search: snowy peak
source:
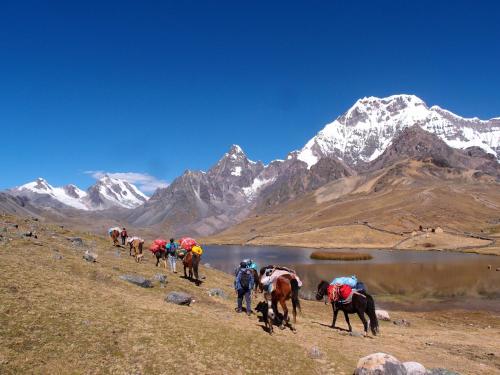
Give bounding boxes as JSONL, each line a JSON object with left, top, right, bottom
{"left": 297, "top": 94, "right": 500, "bottom": 168}
{"left": 12, "top": 176, "right": 148, "bottom": 211}
{"left": 85, "top": 175, "right": 148, "bottom": 209}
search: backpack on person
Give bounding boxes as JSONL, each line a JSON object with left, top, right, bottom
{"left": 167, "top": 243, "right": 177, "bottom": 256}
{"left": 239, "top": 268, "right": 252, "bottom": 290}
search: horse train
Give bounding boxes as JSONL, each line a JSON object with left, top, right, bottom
{"left": 108, "top": 227, "right": 379, "bottom": 336}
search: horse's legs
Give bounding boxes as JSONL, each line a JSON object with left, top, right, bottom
{"left": 279, "top": 299, "right": 289, "bottom": 330}
{"left": 344, "top": 310, "right": 353, "bottom": 332}
{"left": 331, "top": 304, "right": 339, "bottom": 328}
{"left": 357, "top": 311, "right": 368, "bottom": 336}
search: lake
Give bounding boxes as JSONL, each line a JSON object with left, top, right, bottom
{"left": 202, "top": 245, "right": 500, "bottom": 311}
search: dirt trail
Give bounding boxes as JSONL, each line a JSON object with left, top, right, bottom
{"left": 1, "top": 215, "right": 499, "bottom": 374}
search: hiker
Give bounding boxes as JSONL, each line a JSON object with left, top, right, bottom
{"left": 234, "top": 261, "right": 255, "bottom": 315}
{"left": 166, "top": 238, "right": 178, "bottom": 273}
{"left": 120, "top": 227, "right": 127, "bottom": 245}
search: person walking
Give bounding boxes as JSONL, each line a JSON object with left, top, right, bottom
{"left": 120, "top": 227, "right": 127, "bottom": 245}
{"left": 234, "top": 261, "right": 255, "bottom": 315}
{"left": 166, "top": 238, "right": 178, "bottom": 273}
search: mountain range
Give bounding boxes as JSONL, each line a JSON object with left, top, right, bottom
{"left": 3, "top": 94, "right": 499, "bottom": 237}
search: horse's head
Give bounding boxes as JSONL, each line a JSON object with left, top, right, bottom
{"left": 316, "top": 280, "right": 329, "bottom": 301}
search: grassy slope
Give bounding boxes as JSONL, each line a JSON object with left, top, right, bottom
{"left": 1, "top": 215, "right": 499, "bottom": 374}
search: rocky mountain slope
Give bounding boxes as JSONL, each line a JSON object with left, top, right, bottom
{"left": 206, "top": 128, "right": 500, "bottom": 248}
{"left": 10, "top": 175, "right": 148, "bottom": 211}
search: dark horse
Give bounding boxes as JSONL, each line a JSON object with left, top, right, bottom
{"left": 182, "top": 251, "right": 201, "bottom": 285}
{"left": 316, "top": 280, "right": 378, "bottom": 336}
{"left": 258, "top": 268, "right": 301, "bottom": 334}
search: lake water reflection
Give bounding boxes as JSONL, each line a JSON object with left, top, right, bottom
{"left": 203, "top": 245, "right": 500, "bottom": 311}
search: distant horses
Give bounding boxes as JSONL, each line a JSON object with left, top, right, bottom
{"left": 154, "top": 248, "right": 167, "bottom": 268}
{"left": 258, "top": 266, "right": 301, "bottom": 334}
{"left": 182, "top": 251, "right": 201, "bottom": 285}
{"left": 129, "top": 239, "right": 144, "bottom": 263}
{"left": 109, "top": 229, "right": 120, "bottom": 246}
{"left": 316, "top": 280, "right": 379, "bottom": 336}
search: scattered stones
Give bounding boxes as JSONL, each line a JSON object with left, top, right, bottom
{"left": 83, "top": 251, "right": 97, "bottom": 263}
{"left": 154, "top": 274, "right": 168, "bottom": 286}
{"left": 119, "top": 275, "right": 153, "bottom": 288}
{"left": 53, "top": 253, "right": 63, "bottom": 260}
{"left": 402, "top": 361, "right": 426, "bottom": 374}
{"left": 427, "top": 369, "right": 461, "bottom": 375}
{"left": 165, "top": 291, "right": 192, "bottom": 306}
{"left": 308, "top": 346, "right": 323, "bottom": 359}
{"left": 208, "top": 288, "right": 227, "bottom": 298}
{"left": 376, "top": 309, "right": 391, "bottom": 321}
{"left": 68, "top": 237, "right": 84, "bottom": 246}
{"left": 354, "top": 352, "right": 406, "bottom": 375}
{"left": 393, "top": 319, "right": 411, "bottom": 327}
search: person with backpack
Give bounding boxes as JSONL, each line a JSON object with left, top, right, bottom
{"left": 120, "top": 228, "right": 128, "bottom": 245}
{"left": 234, "top": 261, "right": 255, "bottom": 315}
{"left": 166, "top": 238, "right": 178, "bottom": 273}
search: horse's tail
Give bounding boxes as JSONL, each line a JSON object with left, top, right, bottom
{"left": 291, "top": 278, "right": 301, "bottom": 319}
{"left": 365, "top": 294, "right": 379, "bottom": 336}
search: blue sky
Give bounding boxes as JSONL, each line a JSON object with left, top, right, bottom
{"left": 1, "top": 0, "right": 499, "bottom": 193}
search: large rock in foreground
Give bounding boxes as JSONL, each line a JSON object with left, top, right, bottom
{"left": 376, "top": 309, "right": 391, "bottom": 321}
{"left": 354, "top": 353, "right": 406, "bottom": 375}
{"left": 119, "top": 275, "right": 153, "bottom": 288}
{"left": 165, "top": 292, "right": 192, "bottom": 306}
{"left": 402, "top": 361, "right": 426, "bottom": 374}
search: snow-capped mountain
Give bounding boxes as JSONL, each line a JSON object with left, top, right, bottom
{"left": 296, "top": 94, "right": 500, "bottom": 168}
{"left": 86, "top": 175, "right": 149, "bottom": 209}
{"left": 11, "top": 176, "right": 148, "bottom": 211}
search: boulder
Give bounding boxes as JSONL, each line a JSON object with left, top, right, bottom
{"left": 308, "top": 346, "right": 323, "bottom": 359}
{"left": 354, "top": 352, "right": 406, "bottom": 375}
{"left": 208, "top": 288, "right": 227, "bottom": 298}
{"left": 69, "top": 237, "right": 84, "bottom": 246}
{"left": 376, "top": 309, "right": 391, "bottom": 321}
{"left": 119, "top": 275, "right": 153, "bottom": 288}
{"left": 83, "top": 251, "right": 97, "bottom": 263}
{"left": 393, "top": 319, "right": 411, "bottom": 327}
{"left": 154, "top": 274, "right": 168, "bottom": 285}
{"left": 203, "top": 263, "right": 212, "bottom": 268}
{"left": 165, "top": 292, "right": 192, "bottom": 306}
{"left": 53, "top": 253, "right": 63, "bottom": 260}
{"left": 403, "top": 361, "right": 426, "bottom": 374}
{"left": 427, "top": 369, "right": 460, "bottom": 375}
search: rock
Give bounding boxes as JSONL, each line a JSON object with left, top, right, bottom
{"left": 24, "top": 231, "right": 33, "bottom": 237}
{"left": 200, "top": 275, "right": 206, "bottom": 280}
{"left": 308, "top": 346, "right": 323, "bottom": 359}
{"left": 403, "top": 361, "right": 426, "bottom": 374}
{"left": 53, "top": 253, "right": 63, "bottom": 260}
{"left": 349, "top": 331, "right": 364, "bottom": 338}
{"left": 354, "top": 352, "right": 406, "bottom": 375}
{"left": 69, "top": 237, "right": 84, "bottom": 246}
{"left": 208, "top": 288, "right": 227, "bottom": 298}
{"left": 119, "top": 275, "right": 153, "bottom": 288}
{"left": 83, "top": 251, "right": 97, "bottom": 263}
{"left": 165, "top": 291, "right": 192, "bottom": 306}
{"left": 154, "top": 274, "right": 168, "bottom": 285}
{"left": 496, "top": 268, "right": 500, "bottom": 272}
{"left": 203, "top": 263, "right": 212, "bottom": 268}
{"left": 114, "top": 250, "right": 121, "bottom": 257}
{"left": 376, "top": 309, "right": 391, "bottom": 321}
{"left": 393, "top": 319, "right": 411, "bottom": 327}
{"left": 427, "top": 369, "right": 461, "bottom": 375}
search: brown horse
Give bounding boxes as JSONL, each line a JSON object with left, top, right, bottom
{"left": 182, "top": 251, "right": 201, "bottom": 285}
{"left": 109, "top": 229, "right": 120, "bottom": 246}
{"left": 130, "top": 239, "right": 144, "bottom": 263}
{"left": 260, "top": 273, "right": 301, "bottom": 334}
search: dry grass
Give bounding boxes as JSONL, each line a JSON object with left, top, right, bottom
{"left": 1, "top": 214, "right": 500, "bottom": 374}
{"left": 310, "top": 251, "right": 373, "bottom": 261}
